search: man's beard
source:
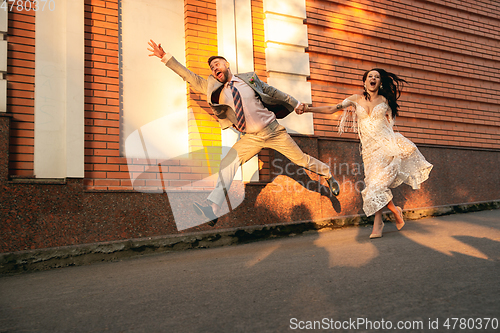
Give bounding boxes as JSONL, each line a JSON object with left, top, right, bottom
{"left": 217, "top": 69, "right": 229, "bottom": 83}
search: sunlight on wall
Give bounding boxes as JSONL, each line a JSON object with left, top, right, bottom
{"left": 255, "top": 175, "right": 326, "bottom": 220}
{"left": 400, "top": 186, "right": 435, "bottom": 213}
{"left": 320, "top": 2, "right": 384, "bottom": 57}
{"left": 328, "top": 3, "right": 383, "bottom": 32}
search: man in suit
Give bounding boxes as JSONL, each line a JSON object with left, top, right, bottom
{"left": 148, "top": 40, "right": 340, "bottom": 226}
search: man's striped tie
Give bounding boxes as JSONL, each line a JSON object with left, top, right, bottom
{"left": 228, "top": 81, "right": 246, "bottom": 132}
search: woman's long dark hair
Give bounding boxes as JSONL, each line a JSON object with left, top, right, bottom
{"left": 362, "top": 68, "right": 407, "bottom": 118}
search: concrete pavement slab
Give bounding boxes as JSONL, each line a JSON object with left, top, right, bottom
{"left": 0, "top": 209, "right": 499, "bottom": 332}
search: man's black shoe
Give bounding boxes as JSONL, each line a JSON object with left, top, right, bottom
{"left": 193, "top": 201, "right": 218, "bottom": 226}
{"left": 326, "top": 176, "right": 340, "bottom": 196}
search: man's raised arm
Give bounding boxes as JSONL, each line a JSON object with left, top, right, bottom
{"left": 148, "top": 39, "right": 208, "bottom": 95}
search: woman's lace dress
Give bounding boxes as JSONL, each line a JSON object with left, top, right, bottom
{"left": 339, "top": 97, "right": 433, "bottom": 216}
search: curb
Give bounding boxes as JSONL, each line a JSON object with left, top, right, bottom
{"left": 1, "top": 200, "right": 499, "bottom": 275}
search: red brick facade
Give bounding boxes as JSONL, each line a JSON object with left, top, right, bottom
{"left": 9, "top": 0, "right": 497, "bottom": 187}
{"left": 7, "top": 9, "right": 35, "bottom": 177}
{"left": 8, "top": 1, "right": 500, "bottom": 184}
{"left": 83, "top": 0, "right": 125, "bottom": 190}
{"left": 306, "top": 0, "right": 500, "bottom": 149}
{"left": 83, "top": 0, "right": 224, "bottom": 191}
{"left": 183, "top": 0, "right": 221, "bottom": 189}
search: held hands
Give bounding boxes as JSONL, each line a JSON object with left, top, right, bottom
{"left": 147, "top": 39, "right": 166, "bottom": 59}
{"left": 295, "top": 103, "right": 345, "bottom": 117}
{"left": 295, "top": 103, "right": 309, "bottom": 115}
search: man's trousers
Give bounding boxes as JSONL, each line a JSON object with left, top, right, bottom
{"left": 207, "top": 120, "right": 332, "bottom": 207}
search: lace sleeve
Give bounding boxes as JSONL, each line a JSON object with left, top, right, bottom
{"left": 338, "top": 98, "right": 358, "bottom": 135}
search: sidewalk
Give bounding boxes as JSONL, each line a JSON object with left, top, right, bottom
{"left": 1, "top": 200, "right": 499, "bottom": 274}
{"left": 1, "top": 209, "right": 499, "bottom": 332}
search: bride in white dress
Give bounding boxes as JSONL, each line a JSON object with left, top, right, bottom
{"left": 297, "top": 68, "right": 433, "bottom": 239}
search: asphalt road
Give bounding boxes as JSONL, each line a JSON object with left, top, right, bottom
{"left": 1, "top": 209, "right": 499, "bottom": 332}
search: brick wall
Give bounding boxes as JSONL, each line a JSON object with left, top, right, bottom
{"left": 6, "top": 0, "right": 499, "bottom": 186}
{"left": 84, "top": 0, "right": 125, "bottom": 190}
{"left": 83, "top": 0, "right": 223, "bottom": 192}
{"left": 7, "top": 8, "right": 35, "bottom": 177}
{"left": 306, "top": 0, "right": 500, "bottom": 149}
{"left": 4, "top": 0, "right": 300, "bottom": 188}
{"left": 184, "top": 0, "right": 221, "bottom": 189}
